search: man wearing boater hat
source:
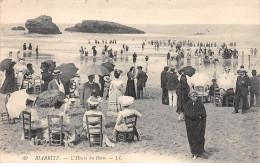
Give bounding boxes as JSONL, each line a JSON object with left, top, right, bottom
{"left": 48, "top": 69, "right": 65, "bottom": 94}
{"left": 233, "top": 66, "right": 251, "bottom": 114}
{"left": 136, "top": 66, "right": 148, "bottom": 99}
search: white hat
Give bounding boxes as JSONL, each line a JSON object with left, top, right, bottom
{"left": 118, "top": 96, "right": 134, "bottom": 107}
{"left": 104, "top": 76, "right": 111, "bottom": 82}
{"left": 52, "top": 69, "right": 62, "bottom": 75}
{"left": 87, "top": 96, "right": 102, "bottom": 106}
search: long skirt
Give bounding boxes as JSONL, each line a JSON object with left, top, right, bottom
{"left": 108, "top": 89, "right": 122, "bottom": 117}
{"left": 125, "top": 79, "right": 136, "bottom": 99}
{"left": 185, "top": 118, "right": 206, "bottom": 156}
{"left": 0, "top": 76, "right": 17, "bottom": 94}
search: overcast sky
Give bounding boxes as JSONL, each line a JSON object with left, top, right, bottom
{"left": 0, "top": 0, "right": 259, "bottom": 24}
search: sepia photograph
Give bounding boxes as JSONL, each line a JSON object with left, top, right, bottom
{"left": 0, "top": 0, "right": 259, "bottom": 163}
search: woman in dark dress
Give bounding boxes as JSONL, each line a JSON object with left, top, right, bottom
{"left": 176, "top": 74, "right": 190, "bottom": 121}
{"left": 1, "top": 62, "right": 17, "bottom": 94}
{"left": 183, "top": 90, "right": 209, "bottom": 159}
{"left": 125, "top": 67, "right": 136, "bottom": 99}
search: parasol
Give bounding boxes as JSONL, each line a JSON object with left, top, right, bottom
{"left": 6, "top": 89, "right": 29, "bottom": 119}
{"left": 79, "top": 64, "right": 110, "bottom": 76}
{"left": 35, "top": 90, "right": 67, "bottom": 107}
{"left": 56, "top": 63, "right": 79, "bottom": 82}
{"left": 101, "top": 62, "right": 115, "bottom": 72}
{"left": 190, "top": 72, "right": 211, "bottom": 86}
{"left": 0, "top": 59, "right": 13, "bottom": 72}
{"left": 182, "top": 66, "right": 196, "bottom": 77}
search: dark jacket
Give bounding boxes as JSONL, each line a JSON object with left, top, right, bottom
{"left": 250, "top": 75, "right": 260, "bottom": 94}
{"left": 80, "top": 82, "right": 100, "bottom": 109}
{"left": 136, "top": 70, "right": 148, "bottom": 88}
{"left": 165, "top": 72, "right": 179, "bottom": 90}
{"left": 161, "top": 69, "right": 167, "bottom": 88}
{"left": 176, "top": 78, "right": 190, "bottom": 114}
{"left": 235, "top": 74, "right": 251, "bottom": 96}
{"left": 184, "top": 98, "right": 207, "bottom": 122}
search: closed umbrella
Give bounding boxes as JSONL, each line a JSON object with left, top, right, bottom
{"left": 0, "top": 59, "right": 13, "bottom": 72}
{"left": 56, "top": 63, "right": 79, "bottom": 82}
{"left": 79, "top": 64, "right": 110, "bottom": 76}
{"left": 6, "top": 89, "right": 29, "bottom": 119}
{"left": 35, "top": 90, "right": 67, "bottom": 107}
{"left": 101, "top": 62, "right": 115, "bottom": 72}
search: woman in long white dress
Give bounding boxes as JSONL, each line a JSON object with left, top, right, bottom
{"left": 108, "top": 69, "right": 124, "bottom": 117}
{"left": 14, "top": 58, "right": 27, "bottom": 90}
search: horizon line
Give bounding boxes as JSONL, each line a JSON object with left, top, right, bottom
{"left": 2, "top": 22, "right": 260, "bottom": 25}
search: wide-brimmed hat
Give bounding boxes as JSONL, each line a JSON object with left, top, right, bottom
{"left": 237, "top": 65, "right": 246, "bottom": 73}
{"left": 137, "top": 66, "right": 143, "bottom": 69}
{"left": 189, "top": 89, "right": 198, "bottom": 97}
{"left": 52, "top": 69, "right": 62, "bottom": 75}
{"left": 87, "top": 96, "right": 102, "bottom": 106}
{"left": 118, "top": 96, "right": 134, "bottom": 107}
{"left": 104, "top": 75, "right": 111, "bottom": 82}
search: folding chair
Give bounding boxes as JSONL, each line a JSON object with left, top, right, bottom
{"left": 116, "top": 115, "right": 138, "bottom": 142}
{"left": 85, "top": 114, "right": 103, "bottom": 147}
{"left": 47, "top": 115, "right": 64, "bottom": 146}
{"left": 33, "top": 76, "right": 42, "bottom": 94}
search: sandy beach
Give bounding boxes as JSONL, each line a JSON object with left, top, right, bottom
{"left": 0, "top": 83, "right": 259, "bottom": 162}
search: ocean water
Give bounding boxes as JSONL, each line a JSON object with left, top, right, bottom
{"left": 0, "top": 23, "right": 259, "bottom": 86}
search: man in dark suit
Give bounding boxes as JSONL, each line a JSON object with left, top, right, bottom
{"left": 233, "top": 67, "right": 251, "bottom": 114}
{"left": 48, "top": 69, "right": 66, "bottom": 94}
{"left": 80, "top": 75, "right": 100, "bottom": 110}
{"left": 136, "top": 66, "right": 148, "bottom": 99}
{"left": 161, "top": 66, "right": 169, "bottom": 104}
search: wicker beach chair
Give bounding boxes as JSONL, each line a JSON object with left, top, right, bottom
{"left": 85, "top": 114, "right": 103, "bottom": 147}
{"left": 47, "top": 115, "right": 64, "bottom": 146}
{"left": 0, "top": 94, "right": 11, "bottom": 123}
{"left": 33, "top": 76, "right": 42, "bottom": 94}
{"left": 116, "top": 115, "right": 138, "bottom": 142}
{"left": 214, "top": 88, "right": 222, "bottom": 107}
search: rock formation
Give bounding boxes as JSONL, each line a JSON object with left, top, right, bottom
{"left": 25, "top": 15, "right": 61, "bottom": 34}
{"left": 65, "top": 20, "right": 144, "bottom": 34}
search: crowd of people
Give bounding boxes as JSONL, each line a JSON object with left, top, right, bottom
{"left": 1, "top": 38, "right": 259, "bottom": 160}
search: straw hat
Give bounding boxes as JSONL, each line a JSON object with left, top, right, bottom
{"left": 118, "top": 96, "right": 134, "bottom": 107}
{"left": 104, "top": 75, "right": 111, "bottom": 82}
{"left": 27, "top": 95, "right": 37, "bottom": 101}
{"left": 52, "top": 69, "right": 62, "bottom": 75}
{"left": 237, "top": 65, "right": 246, "bottom": 73}
{"left": 87, "top": 96, "right": 102, "bottom": 106}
